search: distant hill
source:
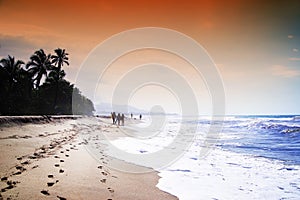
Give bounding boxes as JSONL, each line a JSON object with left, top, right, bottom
{"left": 94, "top": 103, "right": 180, "bottom": 116}
{"left": 95, "top": 103, "right": 146, "bottom": 115}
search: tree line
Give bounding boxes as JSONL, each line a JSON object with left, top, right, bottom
{"left": 0, "top": 48, "right": 95, "bottom": 116}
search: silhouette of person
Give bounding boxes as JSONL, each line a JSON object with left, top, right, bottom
{"left": 131, "top": 113, "right": 133, "bottom": 119}
{"left": 112, "top": 112, "right": 116, "bottom": 124}
{"left": 117, "top": 113, "right": 121, "bottom": 126}
{"left": 139, "top": 114, "right": 142, "bottom": 120}
{"left": 111, "top": 112, "right": 115, "bottom": 124}
{"left": 121, "top": 113, "right": 125, "bottom": 126}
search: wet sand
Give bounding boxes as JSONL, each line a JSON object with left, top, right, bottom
{"left": 0, "top": 117, "right": 178, "bottom": 200}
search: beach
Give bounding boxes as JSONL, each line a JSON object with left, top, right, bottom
{"left": 0, "top": 117, "right": 178, "bottom": 200}
{"left": 1, "top": 115, "right": 300, "bottom": 200}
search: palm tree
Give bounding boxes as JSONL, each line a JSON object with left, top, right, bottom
{"left": 0, "top": 55, "right": 24, "bottom": 85}
{"left": 51, "top": 48, "right": 69, "bottom": 73}
{"left": 0, "top": 56, "right": 25, "bottom": 114}
{"left": 51, "top": 48, "right": 69, "bottom": 113}
{"left": 26, "top": 49, "right": 52, "bottom": 88}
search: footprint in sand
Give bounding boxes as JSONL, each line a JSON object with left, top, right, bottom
{"left": 48, "top": 174, "right": 54, "bottom": 178}
{"left": 47, "top": 182, "right": 55, "bottom": 187}
{"left": 54, "top": 164, "right": 60, "bottom": 167}
{"left": 1, "top": 181, "right": 17, "bottom": 192}
{"left": 60, "top": 160, "right": 64, "bottom": 163}
{"left": 41, "top": 190, "right": 50, "bottom": 196}
{"left": 59, "top": 169, "right": 64, "bottom": 173}
{"left": 7, "top": 180, "right": 18, "bottom": 186}
{"left": 13, "top": 171, "right": 22, "bottom": 175}
{"left": 107, "top": 187, "right": 114, "bottom": 193}
{"left": 15, "top": 166, "right": 23, "bottom": 170}
{"left": 54, "top": 155, "right": 60, "bottom": 158}
{"left": 21, "top": 160, "right": 30, "bottom": 165}
{"left": 57, "top": 195, "right": 67, "bottom": 200}
{"left": 100, "top": 179, "right": 106, "bottom": 183}
{"left": 1, "top": 186, "right": 12, "bottom": 192}
{"left": 29, "top": 155, "right": 37, "bottom": 159}
{"left": 65, "top": 154, "right": 69, "bottom": 157}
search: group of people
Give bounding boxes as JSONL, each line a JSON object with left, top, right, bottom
{"left": 130, "top": 113, "right": 142, "bottom": 120}
{"left": 111, "top": 112, "right": 143, "bottom": 126}
{"left": 111, "top": 112, "right": 125, "bottom": 126}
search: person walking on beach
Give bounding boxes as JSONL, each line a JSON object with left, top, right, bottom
{"left": 117, "top": 113, "right": 121, "bottom": 126}
{"left": 112, "top": 112, "right": 116, "bottom": 124}
{"left": 131, "top": 113, "right": 133, "bottom": 119}
{"left": 111, "top": 112, "right": 115, "bottom": 124}
{"left": 121, "top": 113, "right": 125, "bottom": 126}
{"left": 139, "top": 114, "right": 142, "bottom": 120}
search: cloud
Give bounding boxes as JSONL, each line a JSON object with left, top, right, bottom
{"left": 293, "top": 48, "right": 298, "bottom": 52}
{"left": 0, "top": 23, "right": 98, "bottom": 83}
{"left": 271, "top": 65, "right": 300, "bottom": 78}
{"left": 0, "top": 34, "right": 39, "bottom": 60}
{"left": 288, "top": 35, "right": 294, "bottom": 39}
{"left": 0, "top": 24, "right": 67, "bottom": 61}
{"left": 288, "top": 57, "right": 300, "bottom": 61}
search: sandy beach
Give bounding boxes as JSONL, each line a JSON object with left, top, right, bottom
{"left": 0, "top": 117, "right": 178, "bottom": 200}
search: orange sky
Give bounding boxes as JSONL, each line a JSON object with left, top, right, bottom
{"left": 0, "top": 0, "right": 255, "bottom": 54}
{"left": 1, "top": 0, "right": 300, "bottom": 114}
{"left": 1, "top": 0, "right": 273, "bottom": 78}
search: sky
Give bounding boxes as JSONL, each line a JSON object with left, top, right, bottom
{"left": 0, "top": 0, "right": 300, "bottom": 115}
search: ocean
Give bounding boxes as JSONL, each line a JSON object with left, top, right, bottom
{"left": 96, "top": 115, "right": 300, "bottom": 199}
{"left": 216, "top": 115, "right": 300, "bottom": 165}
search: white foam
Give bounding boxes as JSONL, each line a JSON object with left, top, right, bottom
{"left": 105, "top": 128, "right": 300, "bottom": 199}
{"left": 157, "top": 148, "right": 300, "bottom": 200}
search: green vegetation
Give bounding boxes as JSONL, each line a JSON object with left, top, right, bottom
{"left": 0, "top": 48, "right": 94, "bottom": 116}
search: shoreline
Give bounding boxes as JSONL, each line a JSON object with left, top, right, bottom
{"left": 0, "top": 116, "right": 178, "bottom": 200}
